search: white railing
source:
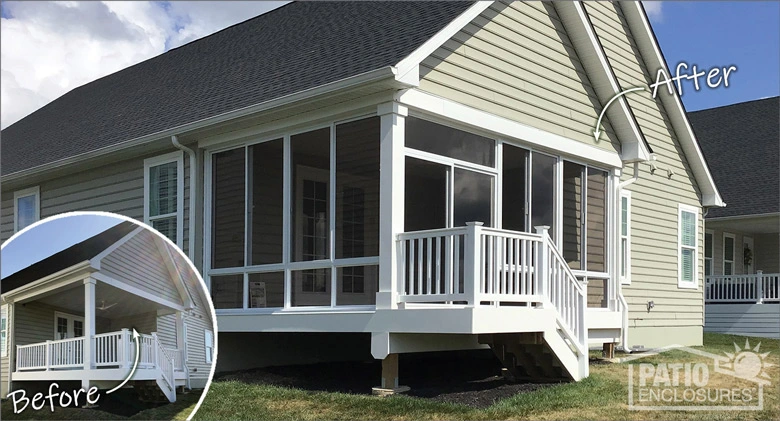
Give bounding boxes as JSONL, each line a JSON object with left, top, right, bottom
{"left": 16, "top": 343, "right": 48, "bottom": 371}
{"left": 164, "top": 347, "right": 185, "bottom": 371}
{"left": 94, "top": 330, "right": 127, "bottom": 367}
{"left": 15, "top": 329, "right": 183, "bottom": 377}
{"left": 154, "top": 334, "right": 175, "bottom": 393}
{"left": 706, "top": 271, "right": 780, "bottom": 303}
{"left": 397, "top": 223, "right": 588, "bottom": 355}
{"left": 48, "top": 337, "right": 85, "bottom": 369}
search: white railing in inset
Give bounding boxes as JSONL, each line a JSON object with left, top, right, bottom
{"left": 154, "top": 334, "right": 175, "bottom": 393}
{"left": 134, "top": 333, "right": 156, "bottom": 368}
{"left": 48, "top": 337, "right": 84, "bottom": 369}
{"left": 396, "top": 223, "right": 588, "bottom": 357}
{"left": 706, "top": 271, "right": 780, "bottom": 303}
{"left": 164, "top": 346, "right": 185, "bottom": 371}
{"left": 16, "top": 342, "right": 48, "bottom": 371}
{"left": 94, "top": 330, "right": 127, "bottom": 367}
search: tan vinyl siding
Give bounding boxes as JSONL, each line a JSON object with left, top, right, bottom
{"left": 101, "top": 230, "right": 184, "bottom": 306}
{"left": 419, "top": 0, "right": 621, "bottom": 153}
{"left": 585, "top": 2, "right": 705, "bottom": 347}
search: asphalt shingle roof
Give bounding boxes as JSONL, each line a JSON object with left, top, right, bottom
{"left": 1, "top": 221, "right": 137, "bottom": 294}
{"left": 1, "top": 1, "right": 473, "bottom": 176}
{"left": 688, "top": 97, "right": 779, "bottom": 219}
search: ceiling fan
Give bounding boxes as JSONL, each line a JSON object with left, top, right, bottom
{"left": 98, "top": 300, "right": 118, "bottom": 311}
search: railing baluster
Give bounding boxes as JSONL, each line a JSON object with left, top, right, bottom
{"left": 435, "top": 236, "right": 442, "bottom": 295}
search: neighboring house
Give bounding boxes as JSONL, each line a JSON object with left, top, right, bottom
{"left": 0, "top": 221, "right": 215, "bottom": 401}
{"left": 1, "top": 1, "right": 724, "bottom": 387}
{"left": 689, "top": 97, "right": 780, "bottom": 338}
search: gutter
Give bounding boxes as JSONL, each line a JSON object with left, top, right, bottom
{"left": 171, "top": 135, "right": 197, "bottom": 262}
{"left": 3, "top": 66, "right": 400, "bottom": 183}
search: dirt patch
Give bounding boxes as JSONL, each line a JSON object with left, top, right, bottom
{"left": 216, "top": 351, "right": 555, "bottom": 408}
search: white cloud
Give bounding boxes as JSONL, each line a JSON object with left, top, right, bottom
{"left": 0, "top": 1, "right": 286, "bottom": 129}
{"left": 643, "top": 1, "right": 663, "bottom": 23}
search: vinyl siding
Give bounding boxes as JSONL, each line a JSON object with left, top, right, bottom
{"left": 168, "top": 243, "right": 214, "bottom": 385}
{"left": 585, "top": 2, "right": 705, "bottom": 347}
{"left": 705, "top": 303, "right": 780, "bottom": 338}
{"left": 418, "top": 0, "right": 621, "bottom": 153}
{"left": 101, "top": 229, "right": 184, "bottom": 307}
{"left": 0, "top": 149, "right": 192, "bottom": 257}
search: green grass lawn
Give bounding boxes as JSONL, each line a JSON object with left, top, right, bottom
{"left": 194, "top": 333, "right": 780, "bottom": 421}
{"left": 0, "top": 389, "right": 200, "bottom": 420}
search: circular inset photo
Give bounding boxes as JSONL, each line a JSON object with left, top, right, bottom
{"left": 1, "top": 212, "right": 217, "bottom": 420}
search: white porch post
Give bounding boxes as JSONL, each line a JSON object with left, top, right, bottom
{"left": 757, "top": 270, "right": 764, "bottom": 304}
{"left": 535, "top": 226, "right": 550, "bottom": 303}
{"left": 175, "top": 311, "right": 185, "bottom": 369}
{"left": 83, "top": 277, "right": 96, "bottom": 378}
{"left": 376, "top": 101, "right": 407, "bottom": 310}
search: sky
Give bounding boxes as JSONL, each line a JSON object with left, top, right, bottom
{"left": 0, "top": 1, "right": 777, "bottom": 125}
{"left": 1, "top": 214, "right": 121, "bottom": 278}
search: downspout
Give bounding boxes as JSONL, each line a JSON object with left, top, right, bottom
{"left": 171, "top": 135, "right": 197, "bottom": 263}
{"left": 616, "top": 160, "right": 643, "bottom": 353}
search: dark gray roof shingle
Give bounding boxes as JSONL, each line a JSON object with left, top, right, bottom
{"left": 689, "top": 97, "right": 779, "bottom": 219}
{"left": 1, "top": 1, "right": 473, "bottom": 176}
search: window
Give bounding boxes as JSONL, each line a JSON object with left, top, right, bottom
{"left": 704, "top": 231, "right": 713, "bottom": 277}
{"left": 14, "top": 186, "right": 40, "bottom": 233}
{"left": 144, "top": 152, "right": 184, "bottom": 246}
{"left": 678, "top": 205, "right": 698, "bottom": 288}
{"left": 207, "top": 116, "right": 381, "bottom": 309}
{"left": 723, "top": 233, "right": 735, "bottom": 276}
{"left": 620, "top": 191, "right": 631, "bottom": 284}
{"left": 204, "top": 329, "right": 214, "bottom": 364}
{"left": 53, "top": 312, "right": 84, "bottom": 340}
{"left": 1, "top": 304, "right": 8, "bottom": 358}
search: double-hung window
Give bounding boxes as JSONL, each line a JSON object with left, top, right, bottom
{"left": 619, "top": 191, "right": 631, "bottom": 284}
{"left": 1, "top": 304, "right": 8, "bottom": 358}
{"left": 14, "top": 186, "right": 40, "bottom": 233}
{"left": 204, "top": 329, "right": 214, "bottom": 363}
{"left": 144, "top": 152, "right": 184, "bottom": 247}
{"left": 678, "top": 204, "right": 699, "bottom": 288}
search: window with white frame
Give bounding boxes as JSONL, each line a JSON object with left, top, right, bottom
{"left": 207, "top": 116, "right": 381, "bottom": 309}
{"left": 723, "top": 233, "right": 735, "bottom": 276}
{"left": 204, "top": 329, "right": 214, "bottom": 363}
{"left": 704, "top": 231, "right": 713, "bottom": 277}
{"left": 1, "top": 304, "right": 8, "bottom": 358}
{"left": 144, "top": 152, "right": 184, "bottom": 246}
{"left": 678, "top": 205, "right": 698, "bottom": 288}
{"left": 14, "top": 186, "right": 40, "bottom": 233}
{"left": 620, "top": 191, "right": 631, "bottom": 284}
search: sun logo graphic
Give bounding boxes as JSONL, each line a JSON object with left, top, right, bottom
{"left": 717, "top": 339, "right": 773, "bottom": 384}
{"left": 624, "top": 339, "right": 774, "bottom": 411}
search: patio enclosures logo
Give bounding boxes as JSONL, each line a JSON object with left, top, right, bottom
{"left": 626, "top": 340, "right": 773, "bottom": 411}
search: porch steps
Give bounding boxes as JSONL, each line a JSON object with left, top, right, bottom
{"left": 479, "top": 330, "right": 582, "bottom": 382}
{"left": 134, "top": 379, "right": 176, "bottom": 403}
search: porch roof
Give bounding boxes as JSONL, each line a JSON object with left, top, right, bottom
{"left": 1, "top": 222, "right": 136, "bottom": 294}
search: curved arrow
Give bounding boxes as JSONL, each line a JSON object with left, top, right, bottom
{"left": 107, "top": 329, "right": 140, "bottom": 394}
{"left": 593, "top": 86, "right": 646, "bottom": 142}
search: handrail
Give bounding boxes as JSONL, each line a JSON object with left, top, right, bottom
{"left": 154, "top": 334, "right": 175, "bottom": 393}
{"left": 705, "top": 272, "right": 780, "bottom": 303}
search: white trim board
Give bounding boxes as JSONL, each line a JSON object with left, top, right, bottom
{"left": 396, "top": 89, "right": 623, "bottom": 168}
{"left": 620, "top": 2, "right": 724, "bottom": 208}
{"left": 553, "top": 2, "right": 651, "bottom": 163}
{"left": 91, "top": 272, "right": 186, "bottom": 312}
